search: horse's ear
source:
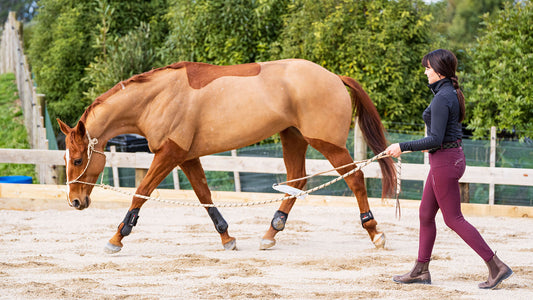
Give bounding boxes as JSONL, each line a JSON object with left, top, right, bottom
{"left": 76, "top": 120, "right": 87, "bottom": 138}
{"left": 57, "top": 118, "right": 72, "bottom": 135}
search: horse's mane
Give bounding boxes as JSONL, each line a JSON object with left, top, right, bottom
{"left": 80, "top": 62, "right": 188, "bottom": 122}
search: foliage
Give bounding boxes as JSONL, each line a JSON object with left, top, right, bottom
{"left": 278, "top": 0, "right": 434, "bottom": 129}
{"left": 27, "top": 0, "right": 99, "bottom": 128}
{"left": 464, "top": 0, "right": 533, "bottom": 139}
{"left": 27, "top": 0, "right": 168, "bottom": 129}
{"left": 446, "top": 0, "right": 507, "bottom": 49}
{"left": 162, "top": 0, "right": 289, "bottom": 65}
{"left": 0, "top": 0, "right": 38, "bottom": 23}
{"left": 0, "top": 73, "right": 36, "bottom": 179}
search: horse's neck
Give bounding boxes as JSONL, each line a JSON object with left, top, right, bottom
{"left": 84, "top": 92, "right": 145, "bottom": 148}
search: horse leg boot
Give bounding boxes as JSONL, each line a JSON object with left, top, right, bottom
{"left": 478, "top": 253, "right": 513, "bottom": 289}
{"left": 105, "top": 139, "right": 185, "bottom": 254}
{"left": 392, "top": 260, "right": 431, "bottom": 284}
{"left": 308, "top": 138, "right": 385, "bottom": 248}
{"left": 261, "top": 128, "right": 308, "bottom": 250}
{"left": 181, "top": 158, "right": 236, "bottom": 250}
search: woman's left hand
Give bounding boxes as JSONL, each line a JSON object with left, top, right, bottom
{"left": 385, "top": 143, "right": 402, "bottom": 158}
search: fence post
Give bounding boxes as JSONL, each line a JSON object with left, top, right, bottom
{"left": 172, "top": 169, "right": 180, "bottom": 190}
{"left": 353, "top": 119, "right": 367, "bottom": 161}
{"left": 488, "top": 126, "right": 496, "bottom": 205}
{"left": 231, "top": 149, "right": 241, "bottom": 192}
{"left": 110, "top": 146, "right": 120, "bottom": 187}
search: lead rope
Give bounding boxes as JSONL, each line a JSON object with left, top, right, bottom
{"left": 396, "top": 155, "right": 402, "bottom": 219}
{"left": 67, "top": 135, "right": 404, "bottom": 209}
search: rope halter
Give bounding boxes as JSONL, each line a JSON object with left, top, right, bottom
{"left": 66, "top": 130, "right": 106, "bottom": 185}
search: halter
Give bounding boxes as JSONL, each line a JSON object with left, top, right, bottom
{"left": 65, "top": 130, "right": 106, "bottom": 207}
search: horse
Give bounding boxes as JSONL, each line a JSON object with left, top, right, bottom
{"left": 57, "top": 59, "right": 396, "bottom": 253}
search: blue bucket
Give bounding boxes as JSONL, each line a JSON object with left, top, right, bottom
{"left": 0, "top": 175, "right": 33, "bottom": 184}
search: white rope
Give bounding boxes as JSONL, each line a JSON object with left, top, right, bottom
{"left": 66, "top": 134, "right": 404, "bottom": 208}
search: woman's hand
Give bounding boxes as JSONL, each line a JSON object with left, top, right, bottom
{"left": 385, "top": 143, "right": 402, "bottom": 158}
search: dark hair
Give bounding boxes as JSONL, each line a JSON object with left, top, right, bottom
{"left": 422, "top": 49, "right": 466, "bottom": 122}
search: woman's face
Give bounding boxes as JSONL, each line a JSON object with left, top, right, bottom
{"left": 424, "top": 62, "right": 442, "bottom": 84}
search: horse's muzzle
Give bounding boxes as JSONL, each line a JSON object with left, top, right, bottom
{"left": 71, "top": 196, "right": 91, "bottom": 210}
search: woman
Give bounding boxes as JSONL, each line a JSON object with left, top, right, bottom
{"left": 385, "top": 49, "right": 513, "bottom": 289}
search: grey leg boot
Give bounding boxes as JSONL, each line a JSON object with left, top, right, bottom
{"left": 478, "top": 253, "right": 513, "bottom": 289}
{"left": 393, "top": 261, "right": 431, "bottom": 284}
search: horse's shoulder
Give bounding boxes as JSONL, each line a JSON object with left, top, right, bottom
{"left": 184, "top": 62, "right": 261, "bottom": 89}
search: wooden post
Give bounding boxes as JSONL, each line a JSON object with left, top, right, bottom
{"left": 460, "top": 182, "right": 470, "bottom": 203}
{"left": 135, "top": 168, "right": 148, "bottom": 188}
{"left": 488, "top": 126, "right": 496, "bottom": 205}
{"left": 172, "top": 169, "right": 180, "bottom": 190}
{"left": 231, "top": 149, "right": 241, "bottom": 192}
{"left": 353, "top": 119, "right": 367, "bottom": 161}
{"left": 110, "top": 146, "right": 120, "bottom": 187}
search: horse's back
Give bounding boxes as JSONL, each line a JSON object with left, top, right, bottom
{"left": 258, "top": 59, "right": 353, "bottom": 145}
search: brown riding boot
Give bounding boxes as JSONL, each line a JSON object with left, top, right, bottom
{"left": 478, "top": 253, "right": 513, "bottom": 289}
{"left": 393, "top": 261, "right": 431, "bottom": 284}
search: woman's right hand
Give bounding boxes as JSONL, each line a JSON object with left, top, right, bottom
{"left": 385, "top": 143, "right": 402, "bottom": 158}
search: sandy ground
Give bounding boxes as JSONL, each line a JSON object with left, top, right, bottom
{"left": 0, "top": 197, "right": 532, "bottom": 300}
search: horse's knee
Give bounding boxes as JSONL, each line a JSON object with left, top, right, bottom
{"left": 207, "top": 207, "right": 228, "bottom": 233}
{"left": 120, "top": 208, "right": 140, "bottom": 236}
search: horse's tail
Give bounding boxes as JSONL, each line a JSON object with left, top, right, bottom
{"left": 339, "top": 75, "right": 396, "bottom": 199}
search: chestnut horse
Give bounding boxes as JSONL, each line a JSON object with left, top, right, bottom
{"left": 57, "top": 59, "right": 396, "bottom": 253}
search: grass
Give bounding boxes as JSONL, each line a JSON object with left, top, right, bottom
{"left": 0, "top": 72, "right": 36, "bottom": 181}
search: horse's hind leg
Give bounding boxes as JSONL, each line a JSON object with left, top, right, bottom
{"left": 180, "top": 158, "right": 236, "bottom": 250}
{"left": 307, "top": 137, "right": 385, "bottom": 249}
{"left": 260, "top": 127, "right": 308, "bottom": 250}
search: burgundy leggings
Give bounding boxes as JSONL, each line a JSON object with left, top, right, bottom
{"left": 417, "top": 147, "right": 494, "bottom": 263}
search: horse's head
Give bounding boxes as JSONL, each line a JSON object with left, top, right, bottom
{"left": 58, "top": 119, "right": 106, "bottom": 210}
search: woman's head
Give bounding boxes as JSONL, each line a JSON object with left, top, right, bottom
{"left": 422, "top": 49, "right": 458, "bottom": 80}
{"left": 422, "top": 49, "right": 465, "bottom": 122}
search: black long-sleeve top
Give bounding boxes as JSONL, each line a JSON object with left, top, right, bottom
{"left": 399, "top": 78, "right": 463, "bottom": 152}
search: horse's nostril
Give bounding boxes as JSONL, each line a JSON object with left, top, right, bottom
{"left": 72, "top": 199, "right": 81, "bottom": 208}
{"left": 85, "top": 196, "right": 91, "bottom": 207}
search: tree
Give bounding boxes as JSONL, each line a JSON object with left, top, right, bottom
{"left": 464, "top": 0, "right": 533, "bottom": 139}
{"left": 162, "top": 0, "right": 290, "bottom": 65}
{"left": 0, "top": 0, "right": 38, "bottom": 24}
{"left": 27, "top": 0, "right": 98, "bottom": 128}
{"left": 27, "top": 0, "right": 168, "bottom": 129}
{"left": 278, "top": 0, "right": 435, "bottom": 129}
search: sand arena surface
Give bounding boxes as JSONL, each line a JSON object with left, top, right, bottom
{"left": 0, "top": 197, "right": 532, "bottom": 299}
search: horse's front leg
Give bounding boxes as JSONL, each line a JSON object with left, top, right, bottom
{"left": 180, "top": 158, "right": 236, "bottom": 250}
{"left": 104, "top": 140, "right": 184, "bottom": 254}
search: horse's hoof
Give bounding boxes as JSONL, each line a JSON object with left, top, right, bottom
{"left": 223, "top": 238, "right": 237, "bottom": 251}
{"left": 104, "top": 242, "right": 122, "bottom": 254}
{"left": 259, "top": 238, "right": 276, "bottom": 250}
{"left": 373, "top": 232, "right": 386, "bottom": 249}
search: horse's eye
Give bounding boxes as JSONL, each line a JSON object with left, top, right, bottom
{"left": 73, "top": 158, "right": 83, "bottom": 166}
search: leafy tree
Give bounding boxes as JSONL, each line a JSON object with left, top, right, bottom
{"left": 464, "top": 0, "right": 533, "bottom": 139}
{"left": 447, "top": 0, "right": 507, "bottom": 48}
{"left": 27, "top": 0, "right": 98, "bottom": 128}
{"left": 162, "top": 0, "right": 290, "bottom": 65}
{"left": 426, "top": 0, "right": 507, "bottom": 52}
{"left": 278, "top": 0, "right": 435, "bottom": 129}
{"left": 27, "top": 0, "right": 168, "bottom": 129}
{"left": 0, "top": 0, "right": 38, "bottom": 24}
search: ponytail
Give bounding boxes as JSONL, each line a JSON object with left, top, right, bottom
{"left": 451, "top": 76, "right": 466, "bottom": 122}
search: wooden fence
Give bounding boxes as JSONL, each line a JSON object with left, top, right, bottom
{"left": 1, "top": 147, "right": 531, "bottom": 204}
{"left": 0, "top": 12, "right": 52, "bottom": 184}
